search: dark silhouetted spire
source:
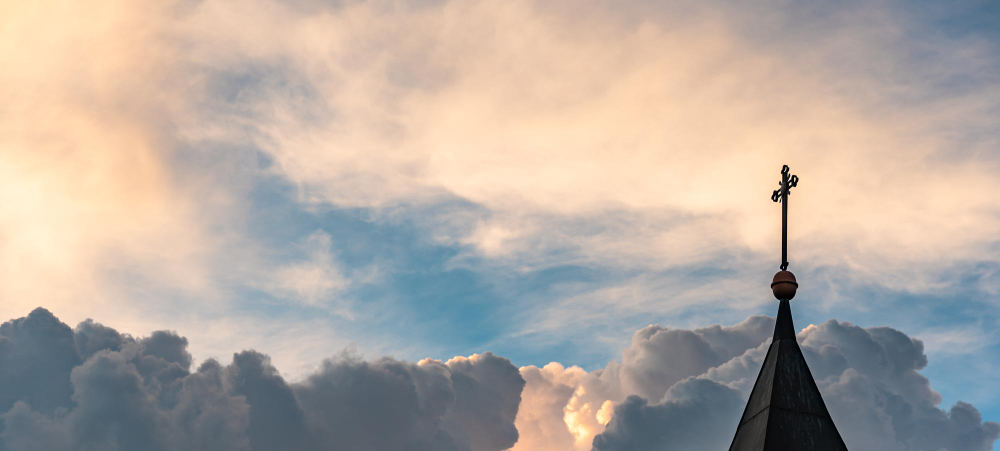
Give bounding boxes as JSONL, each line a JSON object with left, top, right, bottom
{"left": 728, "top": 297, "right": 848, "bottom": 451}
{"left": 729, "top": 164, "right": 847, "bottom": 450}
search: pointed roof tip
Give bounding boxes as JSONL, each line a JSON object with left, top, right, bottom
{"left": 773, "top": 298, "right": 796, "bottom": 341}
{"left": 730, "top": 296, "right": 849, "bottom": 451}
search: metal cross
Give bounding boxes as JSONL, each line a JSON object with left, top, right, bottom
{"left": 771, "top": 165, "right": 799, "bottom": 271}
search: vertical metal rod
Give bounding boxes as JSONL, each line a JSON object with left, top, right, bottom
{"left": 781, "top": 170, "right": 788, "bottom": 271}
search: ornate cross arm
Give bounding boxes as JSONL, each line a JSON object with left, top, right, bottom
{"left": 771, "top": 165, "right": 798, "bottom": 203}
{"left": 771, "top": 165, "right": 799, "bottom": 271}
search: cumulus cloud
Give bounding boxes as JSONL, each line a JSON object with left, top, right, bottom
{"left": 513, "top": 316, "right": 777, "bottom": 449}
{"left": 0, "top": 307, "right": 997, "bottom": 450}
{"left": 515, "top": 315, "right": 999, "bottom": 451}
{"left": 593, "top": 379, "right": 745, "bottom": 451}
{"left": 0, "top": 308, "right": 524, "bottom": 451}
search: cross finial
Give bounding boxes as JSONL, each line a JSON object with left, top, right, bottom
{"left": 771, "top": 165, "right": 798, "bottom": 271}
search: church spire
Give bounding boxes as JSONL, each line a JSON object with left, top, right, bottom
{"left": 728, "top": 165, "right": 848, "bottom": 451}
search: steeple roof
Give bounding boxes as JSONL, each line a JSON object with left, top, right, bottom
{"left": 729, "top": 299, "right": 848, "bottom": 451}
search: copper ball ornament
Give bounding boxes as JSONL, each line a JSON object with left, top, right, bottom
{"left": 771, "top": 271, "right": 798, "bottom": 300}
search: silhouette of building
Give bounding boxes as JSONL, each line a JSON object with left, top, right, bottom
{"left": 728, "top": 270, "right": 848, "bottom": 450}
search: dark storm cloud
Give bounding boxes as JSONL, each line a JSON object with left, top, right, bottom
{"left": 593, "top": 378, "right": 745, "bottom": 451}
{"left": 2, "top": 308, "right": 997, "bottom": 451}
{"left": 591, "top": 319, "right": 1000, "bottom": 451}
{"left": 293, "top": 352, "right": 522, "bottom": 451}
{"left": 0, "top": 308, "right": 80, "bottom": 414}
{"left": 802, "top": 322, "right": 1000, "bottom": 451}
{"left": 618, "top": 316, "right": 774, "bottom": 402}
{"left": 0, "top": 308, "right": 524, "bottom": 451}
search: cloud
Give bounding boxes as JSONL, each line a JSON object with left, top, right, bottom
{"left": 0, "top": 308, "right": 524, "bottom": 451}
{"left": 0, "top": 307, "right": 997, "bottom": 450}
{"left": 159, "top": 0, "right": 1000, "bottom": 281}
{"left": 257, "top": 230, "right": 367, "bottom": 313}
{"left": 0, "top": 309, "right": 80, "bottom": 414}
{"left": 265, "top": 232, "right": 349, "bottom": 306}
{"left": 515, "top": 315, "right": 999, "bottom": 450}
{"left": 10, "top": 0, "right": 994, "bottom": 316}
{"left": 593, "top": 379, "right": 745, "bottom": 451}
{"left": 0, "top": 0, "right": 224, "bottom": 321}
{"left": 511, "top": 363, "right": 585, "bottom": 450}
{"left": 513, "top": 315, "right": 778, "bottom": 449}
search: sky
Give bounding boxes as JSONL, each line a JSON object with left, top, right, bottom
{"left": 1, "top": 0, "right": 1000, "bottom": 449}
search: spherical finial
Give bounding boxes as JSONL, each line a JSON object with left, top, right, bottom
{"left": 771, "top": 270, "right": 798, "bottom": 300}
